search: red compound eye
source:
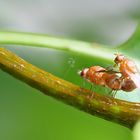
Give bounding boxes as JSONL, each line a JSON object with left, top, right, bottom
{"left": 79, "top": 68, "right": 89, "bottom": 77}
{"left": 80, "top": 70, "right": 84, "bottom": 77}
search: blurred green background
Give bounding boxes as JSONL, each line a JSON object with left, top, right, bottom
{"left": 1, "top": 0, "right": 140, "bottom": 140}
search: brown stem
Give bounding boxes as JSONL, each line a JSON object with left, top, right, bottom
{"left": 0, "top": 47, "right": 140, "bottom": 129}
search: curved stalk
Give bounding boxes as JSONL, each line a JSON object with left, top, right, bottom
{"left": 0, "top": 47, "right": 140, "bottom": 129}
{"left": 0, "top": 31, "right": 115, "bottom": 62}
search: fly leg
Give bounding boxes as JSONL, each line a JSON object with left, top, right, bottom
{"left": 108, "top": 89, "right": 113, "bottom": 95}
{"left": 113, "top": 63, "right": 118, "bottom": 68}
{"left": 112, "top": 90, "right": 117, "bottom": 98}
{"left": 107, "top": 89, "right": 117, "bottom": 98}
{"left": 89, "top": 84, "right": 93, "bottom": 91}
{"left": 87, "top": 84, "right": 95, "bottom": 100}
{"left": 107, "top": 89, "right": 114, "bottom": 96}
{"left": 81, "top": 79, "right": 86, "bottom": 88}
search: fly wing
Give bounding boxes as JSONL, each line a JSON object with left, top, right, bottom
{"left": 129, "top": 73, "right": 140, "bottom": 88}
{"left": 105, "top": 66, "right": 120, "bottom": 74}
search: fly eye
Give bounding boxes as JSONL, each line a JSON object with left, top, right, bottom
{"left": 80, "top": 70, "right": 84, "bottom": 77}
{"left": 114, "top": 54, "right": 124, "bottom": 64}
{"left": 114, "top": 57, "right": 119, "bottom": 64}
{"left": 79, "top": 68, "right": 89, "bottom": 77}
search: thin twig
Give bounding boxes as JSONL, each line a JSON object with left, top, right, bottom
{"left": 0, "top": 47, "right": 140, "bottom": 129}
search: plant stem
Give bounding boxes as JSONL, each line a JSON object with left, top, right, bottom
{"left": 0, "top": 47, "right": 140, "bottom": 129}
{"left": 0, "top": 31, "right": 115, "bottom": 62}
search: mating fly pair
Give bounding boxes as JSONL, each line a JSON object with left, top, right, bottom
{"left": 79, "top": 54, "right": 140, "bottom": 96}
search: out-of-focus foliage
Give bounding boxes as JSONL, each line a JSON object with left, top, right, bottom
{"left": 1, "top": 0, "right": 140, "bottom": 140}
{"left": 133, "top": 121, "right": 140, "bottom": 140}
{"left": 0, "top": 0, "right": 139, "bottom": 45}
{"left": 0, "top": 46, "right": 132, "bottom": 140}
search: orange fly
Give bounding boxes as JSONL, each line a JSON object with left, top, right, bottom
{"left": 80, "top": 66, "right": 136, "bottom": 92}
{"left": 114, "top": 54, "right": 140, "bottom": 89}
{"left": 79, "top": 54, "right": 139, "bottom": 95}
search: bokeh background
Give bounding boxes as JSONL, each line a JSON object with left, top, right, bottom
{"left": 0, "top": 0, "right": 140, "bottom": 140}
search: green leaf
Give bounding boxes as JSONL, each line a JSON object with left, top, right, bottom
{"left": 133, "top": 121, "right": 140, "bottom": 140}
{"left": 118, "top": 23, "right": 140, "bottom": 59}
{"left": 116, "top": 23, "right": 140, "bottom": 102}
{"left": 0, "top": 23, "right": 140, "bottom": 103}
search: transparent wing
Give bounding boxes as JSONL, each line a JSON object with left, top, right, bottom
{"left": 130, "top": 73, "right": 140, "bottom": 88}
{"left": 105, "top": 66, "right": 120, "bottom": 74}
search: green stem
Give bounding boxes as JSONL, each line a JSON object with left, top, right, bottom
{"left": 133, "top": 121, "right": 140, "bottom": 140}
{"left": 0, "top": 47, "right": 140, "bottom": 129}
{"left": 0, "top": 31, "right": 115, "bottom": 62}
